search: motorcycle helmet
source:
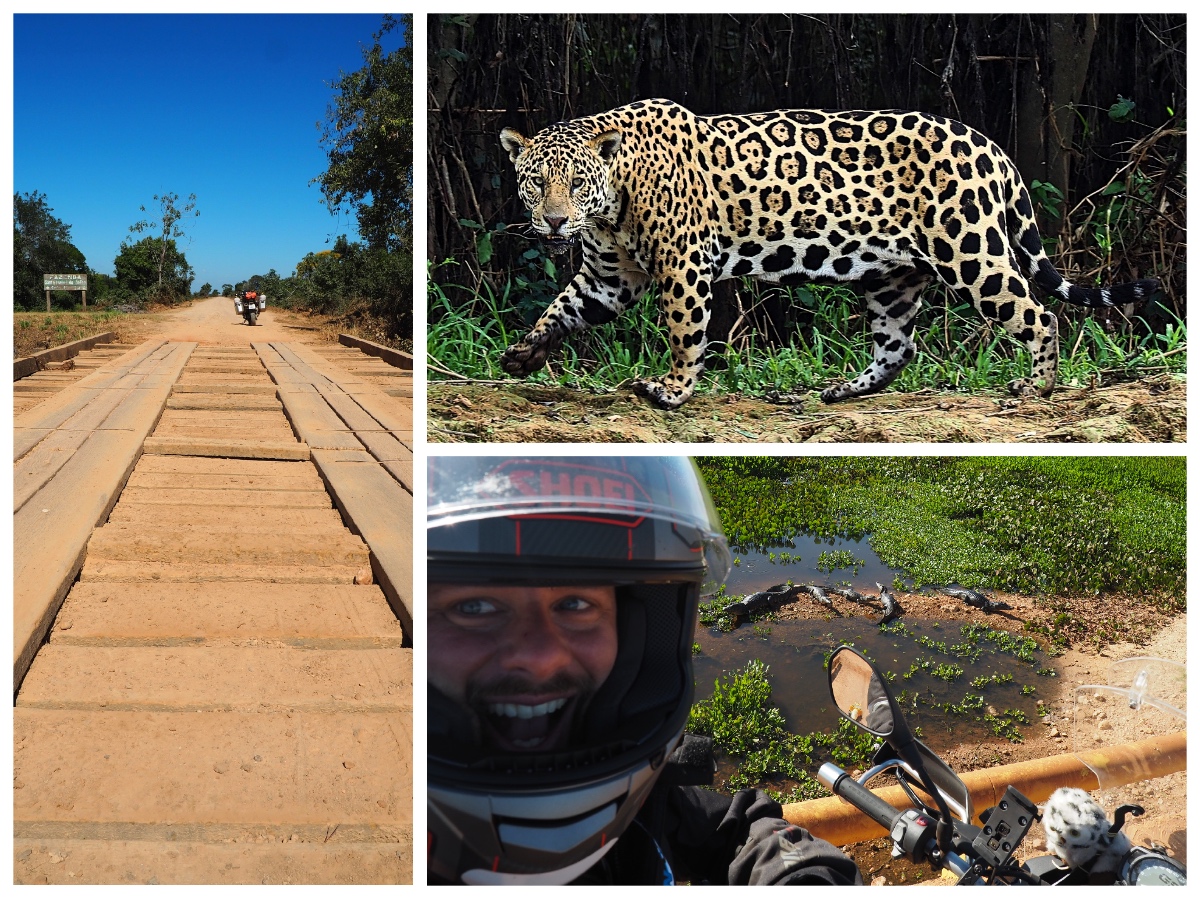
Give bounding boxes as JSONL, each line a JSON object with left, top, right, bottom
{"left": 427, "top": 456, "right": 731, "bottom": 884}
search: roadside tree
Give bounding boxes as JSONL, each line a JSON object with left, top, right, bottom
{"left": 13, "top": 191, "right": 88, "bottom": 310}
{"left": 314, "top": 14, "right": 413, "bottom": 339}
{"left": 128, "top": 191, "right": 199, "bottom": 293}
{"left": 114, "top": 236, "right": 194, "bottom": 300}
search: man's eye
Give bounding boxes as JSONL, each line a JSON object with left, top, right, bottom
{"left": 556, "top": 595, "right": 593, "bottom": 612}
{"left": 571, "top": 177, "right": 584, "bottom": 191}
{"left": 456, "top": 598, "right": 498, "bottom": 616}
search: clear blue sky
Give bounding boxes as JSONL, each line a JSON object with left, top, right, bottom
{"left": 14, "top": 13, "right": 403, "bottom": 291}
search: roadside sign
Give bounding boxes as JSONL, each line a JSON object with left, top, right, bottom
{"left": 44, "top": 273, "right": 88, "bottom": 289}
{"left": 43, "top": 273, "right": 89, "bottom": 310}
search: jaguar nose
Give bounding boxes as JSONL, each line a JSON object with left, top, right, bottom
{"left": 543, "top": 215, "right": 567, "bottom": 233}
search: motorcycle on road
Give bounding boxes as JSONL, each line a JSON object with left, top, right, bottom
{"left": 234, "top": 290, "right": 266, "bottom": 326}
{"left": 817, "top": 645, "right": 1185, "bottom": 885}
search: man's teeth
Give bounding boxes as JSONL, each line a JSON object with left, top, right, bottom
{"left": 487, "top": 698, "right": 568, "bottom": 719}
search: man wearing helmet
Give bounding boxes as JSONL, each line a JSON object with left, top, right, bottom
{"left": 427, "top": 456, "right": 861, "bottom": 885}
{"left": 429, "top": 583, "right": 619, "bottom": 753}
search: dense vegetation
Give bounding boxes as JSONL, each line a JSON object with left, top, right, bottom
{"left": 13, "top": 191, "right": 90, "bottom": 311}
{"left": 244, "top": 14, "right": 414, "bottom": 346}
{"left": 14, "top": 190, "right": 201, "bottom": 311}
{"left": 429, "top": 14, "right": 1186, "bottom": 397}
{"left": 696, "top": 456, "right": 1185, "bottom": 602}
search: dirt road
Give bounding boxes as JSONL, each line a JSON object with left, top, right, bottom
{"left": 154, "top": 295, "right": 313, "bottom": 344}
{"left": 14, "top": 301, "right": 413, "bottom": 884}
{"left": 429, "top": 375, "right": 1185, "bottom": 443}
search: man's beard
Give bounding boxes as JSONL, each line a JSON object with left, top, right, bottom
{"left": 466, "top": 671, "right": 599, "bottom": 753}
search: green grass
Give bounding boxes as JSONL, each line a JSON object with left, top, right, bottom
{"left": 429, "top": 272, "right": 1186, "bottom": 397}
{"left": 696, "top": 457, "right": 1186, "bottom": 602}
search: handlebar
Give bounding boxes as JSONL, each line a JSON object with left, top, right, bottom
{"left": 818, "top": 762, "right": 974, "bottom": 879}
{"left": 817, "top": 762, "right": 904, "bottom": 832}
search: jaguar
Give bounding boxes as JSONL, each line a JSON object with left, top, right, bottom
{"left": 498, "top": 98, "right": 1158, "bottom": 409}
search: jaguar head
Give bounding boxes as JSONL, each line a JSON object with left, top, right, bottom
{"left": 500, "top": 124, "right": 622, "bottom": 254}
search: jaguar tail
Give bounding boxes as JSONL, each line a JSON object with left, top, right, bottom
{"left": 1006, "top": 182, "right": 1160, "bottom": 308}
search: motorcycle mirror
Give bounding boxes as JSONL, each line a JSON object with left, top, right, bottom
{"left": 829, "top": 645, "right": 895, "bottom": 736}
{"left": 828, "top": 645, "right": 958, "bottom": 851}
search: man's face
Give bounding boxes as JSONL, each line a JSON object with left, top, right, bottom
{"left": 429, "top": 584, "right": 619, "bottom": 753}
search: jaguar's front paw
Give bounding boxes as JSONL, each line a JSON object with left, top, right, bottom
{"left": 631, "top": 376, "right": 691, "bottom": 410}
{"left": 820, "top": 383, "right": 851, "bottom": 404}
{"left": 500, "top": 334, "right": 554, "bottom": 377}
{"left": 1005, "top": 376, "right": 1053, "bottom": 398}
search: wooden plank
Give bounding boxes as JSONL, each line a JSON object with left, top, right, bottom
{"left": 167, "top": 394, "right": 280, "bottom": 412}
{"left": 337, "top": 333, "right": 414, "bottom": 370}
{"left": 20, "top": 645, "right": 409, "bottom": 710}
{"left": 86, "top": 525, "right": 368, "bottom": 566}
{"left": 171, "top": 383, "right": 279, "bottom": 395}
{"left": 14, "top": 331, "right": 117, "bottom": 381}
{"left": 14, "top": 708, "right": 411, "bottom": 826}
{"left": 14, "top": 339, "right": 168, "bottom": 459}
{"left": 141, "top": 437, "right": 311, "bottom": 461}
{"left": 14, "top": 394, "right": 133, "bottom": 512}
{"left": 12, "top": 342, "right": 195, "bottom": 691}
{"left": 354, "top": 429, "right": 412, "bottom": 464}
{"left": 14, "top": 839, "right": 411, "bottom": 886}
{"left": 51, "top": 582, "right": 404, "bottom": 642}
{"left": 117, "top": 486, "right": 333, "bottom": 508}
{"left": 381, "top": 460, "right": 415, "bottom": 493}
{"left": 309, "top": 449, "right": 414, "bottom": 636}
{"left": 283, "top": 343, "right": 413, "bottom": 440}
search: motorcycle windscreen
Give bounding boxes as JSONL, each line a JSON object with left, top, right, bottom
{"left": 1071, "top": 657, "right": 1185, "bottom": 792}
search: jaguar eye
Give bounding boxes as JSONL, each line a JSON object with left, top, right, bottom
{"left": 531, "top": 175, "right": 545, "bottom": 189}
{"left": 571, "top": 177, "right": 585, "bottom": 191}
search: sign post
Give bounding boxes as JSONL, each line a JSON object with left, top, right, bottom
{"left": 43, "top": 273, "right": 88, "bottom": 311}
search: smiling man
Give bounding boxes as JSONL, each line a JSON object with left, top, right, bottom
{"left": 428, "top": 583, "right": 619, "bottom": 753}
{"left": 426, "top": 456, "right": 860, "bottom": 886}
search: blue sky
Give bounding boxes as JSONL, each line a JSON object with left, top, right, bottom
{"left": 13, "top": 13, "right": 403, "bottom": 290}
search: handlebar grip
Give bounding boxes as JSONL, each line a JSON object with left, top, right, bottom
{"left": 817, "top": 762, "right": 903, "bottom": 832}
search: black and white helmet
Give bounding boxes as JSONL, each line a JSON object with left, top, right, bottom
{"left": 427, "top": 456, "right": 730, "bottom": 884}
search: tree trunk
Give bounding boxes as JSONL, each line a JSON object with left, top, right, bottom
{"left": 1046, "top": 14, "right": 1098, "bottom": 204}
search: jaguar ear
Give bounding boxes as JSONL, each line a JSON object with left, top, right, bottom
{"left": 499, "top": 127, "right": 530, "bottom": 163}
{"left": 591, "top": 130, "right": 622, "bottom": 163}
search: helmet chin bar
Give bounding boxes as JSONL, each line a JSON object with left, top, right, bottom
{"left": 428, "top": 728, "right": 675, "bottom": 882}
{"left": 461, "top": 838, "right": 619, "bottom": 886}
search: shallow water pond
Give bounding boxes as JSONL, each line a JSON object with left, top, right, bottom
{"left": 724, "top": 533, "right": 898, "bottom": 596}
{"left": 693, "top": 616, "right": 1053, "bottom": 753}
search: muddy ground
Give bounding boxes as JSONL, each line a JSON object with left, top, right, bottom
{"left": 429, "top": 375, "right": 1185, "bottom": 443}
{"left": 761, "top": 589, "right": 1186, "bottom": 884}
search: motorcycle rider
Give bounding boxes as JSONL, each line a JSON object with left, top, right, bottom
{"left": 427, "top": 456, "right": 862, "bottom": 885}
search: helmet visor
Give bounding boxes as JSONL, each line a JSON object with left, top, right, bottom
{"left": 428, "top": 456, "right": 731, "bottom": 593}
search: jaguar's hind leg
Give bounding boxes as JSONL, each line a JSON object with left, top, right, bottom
{"left": 822, "top": 268, "right": 931, "bottom": 403}
{"left": 958, "top": 265, "right": 1059, "bottom": 398}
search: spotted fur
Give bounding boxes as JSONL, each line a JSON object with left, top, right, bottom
{"left": 498, "top": 99, "right": 1159, "bottom": 409}
{"left": 1043, "top": 787, "right": 1131, "bottom": 872}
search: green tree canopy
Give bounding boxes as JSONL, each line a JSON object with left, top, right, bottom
{"left": 114, "top": 236, "right": 194, "bottom": 298}
{"left": 316, "top": 14, "right": 413, "bottom": 253}
{"left": 13, "top": 191, "right": 88, "bottom": 310}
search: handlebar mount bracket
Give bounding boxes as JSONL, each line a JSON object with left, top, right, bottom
{"left": 971, "top": 786, "right": 1039, "bottom": 869}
